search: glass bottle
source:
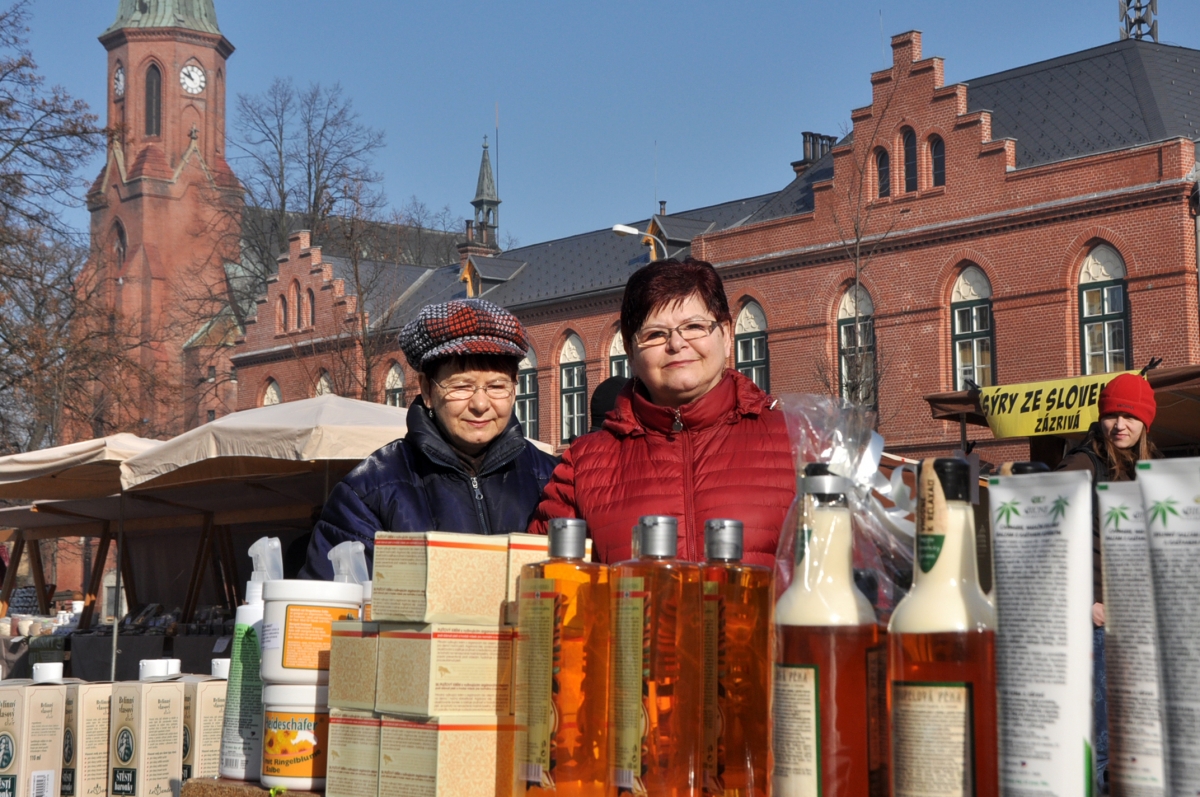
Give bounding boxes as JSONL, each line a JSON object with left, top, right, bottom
{"left": 888, "top": 458, "right": 998, "bottom": 797}
{"left": 773, "top": 463, "right": 887, "bottom": 797}
{"left": 611, "top": 515, "right": 705, "bottom": 797}
{"left": 517, "top": 518, "right": 611, "bottom": 797}
{"left": 702, "top": 519, "right": 772, "bottom": 797}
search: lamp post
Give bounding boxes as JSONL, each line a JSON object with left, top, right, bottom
{"left": 612, "top": 224, "right": 669, "bottom": 261}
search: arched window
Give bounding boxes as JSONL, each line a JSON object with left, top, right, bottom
{"left": 1079, "top": 245, "right": 1130, "bottom": 375}
{"left": 838, "top": 285, "right": 876, "bottom": 407}
{"left": 384, "top": 363, "right": 405, "bottom": 407}
{"left": 559, "top": 334, "right": 587, "bottom": 443}
{"left": 951, "top": 266, "right": 994, "bottom": 390}
{"left": 112, "top": 221, "right": 127, "bottom": 267}
{"left": 292, "top": 283, "right": 303, "bottom": 329}
{"left": 516, "top": 349, "right": 539, "bottom": 440}
{"left": 930, "top": 135, "right": 945, "bottom": 187}
{"left": 307, "top": 289, "right": 316, "bottom": 328}
{"left": 315, "top": 371, "right": 334, "bottom": 396}
{"left": 902, "top": 128, "right": 917, "bottom": 193}
{"left": 875, "top": 149, "right": 890, "bottom": 198}
{"left": 609, "top": 333, "right": 631, "bottom": 379}
{"left": 735, "top": 302, "right": 769, "bottom": 390}
{"left": 144, "top": 64, "right": 161, "bottom": 137}
{"left": 277, "top": 296, "right": 288, "bottom": 332}
{"left": 262, "top": 379, "right": 282, "bottom": 406}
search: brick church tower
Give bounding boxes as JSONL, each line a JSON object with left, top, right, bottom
{"left": 82, "top": 0, "right": 240, "bottom": 437}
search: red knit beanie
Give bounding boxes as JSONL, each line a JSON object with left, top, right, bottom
{"left": 1098, "top": 373, "right": 1156, "bottom": 427}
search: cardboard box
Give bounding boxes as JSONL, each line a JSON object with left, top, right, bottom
{"left": 375, "top": 624, "right": 513, "bottom": 716}
{"left": 0, "top": 681, "right": 66, "bottom": 797}
{"left": 373, "top": 532, "right": 508, "bottom": 624}
{"left": 378, "top": 715, "right": 516, "bottom": 797}
{"left": 109, "top": 679, "right": 185, "bottom": 797}
{"left": 181, "top": 675, "right": 227, "bottom": 782}
{"left": 62, "top": 681, "right": 111, "bottom": 797}
{"left": 505, "top": 533, "right": 592, "bottom": 625}
{"left": 329, "top": 621, "right": 379, "bottom": 711}
{"left": 326, "top": 708, "right": 380, "bottom": 797}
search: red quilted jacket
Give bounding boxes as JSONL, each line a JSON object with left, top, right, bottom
{"left": 529, "top": 369, "right": 796, "bottom": 566}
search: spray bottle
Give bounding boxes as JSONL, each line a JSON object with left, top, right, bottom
{"left": 328, "top": 540, "right": 372, "bottom": 620}
{"left": 219, "top": 536, "right": 282, "bottom": 780}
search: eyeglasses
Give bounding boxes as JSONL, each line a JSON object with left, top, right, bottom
{"left": 433, "top": 379, "right": 517, "bottom": 401}
{"left": 634, "top": 319, "right": 722, "bottom": 348}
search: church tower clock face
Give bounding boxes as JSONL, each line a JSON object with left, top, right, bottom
{"left": 179, "top": 64, "right": 205, "bottom": 94}
{"left": 113, "top": 65, "right": 125, "bottom": 98}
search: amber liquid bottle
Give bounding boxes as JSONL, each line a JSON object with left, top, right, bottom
{"left": 888, "top": 458, "right": 998, "bottom": 797}
{"left": 701, "top": 519, "right": 772, "bottom": 797}
{"left": 773, "top": 463, "right": 887, "bottom": 797}
{"left": 517, "top": 518, "right": 611, "bottom": 797}
{"left": 611, "top": 515, "right": 705, "bottom": 797}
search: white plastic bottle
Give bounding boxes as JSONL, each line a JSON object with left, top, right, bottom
{"left": 328, "top": 540, "right": 372, "bottom": 620}
{"left": 219, "top": 536, "right": 282, "bottom": 780}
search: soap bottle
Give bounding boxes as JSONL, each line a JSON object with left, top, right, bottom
{"left": 218, "top": 535, "right": 282, "bottom": 780}
{"left": 328, "top": 540, "right": 372, "bottom": 620}
{"left": 888, "top": 458, "right": 998, "bottom": 797}
{"left": 517, "top": 517, "right": 611, "bottom": 796}
{"left": 773, "top": 463, "right": 887, "bottom": 797}
{"left": 701, "top": 519, "right": 772, "bottom": 797}
{"left": 611, "top": 515, "right": 704, "bottom": 797}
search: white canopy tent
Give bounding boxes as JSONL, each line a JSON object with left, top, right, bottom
{"left": 0, "top": 434, "right": 160, "bottom": 501}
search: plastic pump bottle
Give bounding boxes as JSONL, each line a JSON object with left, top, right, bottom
{"left": 219, "top": 536, "right": 283, "bottom": 780}
{"left": 328, "top": 540, "right": 372, "bottom": 620}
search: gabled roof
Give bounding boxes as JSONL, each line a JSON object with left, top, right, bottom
{"left": 104, "top": 0, "right": 221, "bottom": 36}
{"left": 653, "top": 214, "right": 716, "bottom": 244}
{"left": 324, "top": 256, "right": 436, "bottom": 328}
{"left": 469, "top": 254, "right": 525, "bottom": 282}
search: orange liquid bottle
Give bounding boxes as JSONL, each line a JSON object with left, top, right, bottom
{"left": 517, "top": 518, "right": 611, "bottom": 797}
{"left": 773, "top": 463, "right": 888, "bottom": 797}
{"left": 611, "top": 515, "right": 705, "bottom": 797}
{"left": 702, "top": 519, "right": 772, "bottom": 797}
{"left": 888, "top": 458, "right": 998, "bottom": 797}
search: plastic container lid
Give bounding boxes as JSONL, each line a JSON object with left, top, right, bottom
{"left": 801, "top": 462, "right": 853, "bottom": 496}
{"left": 32, "top": 661, "right": 63, "bottom": 683}
{"left": 166, "top": 658, "right": 181, "bottom": 675}
{"left": 704, "top": 519, "right": 743, "bottom": 561}
{"left": 1010, "top": 461, "right": 1050, "bottom": 474}
{"left": 263, "top": 684, "right": 330, "bottom": 707}
{"left": 933, "top": 457, "right": 972, "bottom": 502}
{"left": 263, "top": 580, "right": 363, "bottom": 605}
{"left": 549, "top": 518, "right": 588, "bottom": 558}
{"left": 211, "top": 658, "right": 231, "bottom": 679}
{"left": 139, "top": 659, "right": 170, "bottom": 680}
{"left": 639, "top": 516, "right": 678, "bottom": 558}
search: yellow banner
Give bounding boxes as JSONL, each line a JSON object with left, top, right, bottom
{"left": 978, "top": 371, "right": 1136, "bottom": 438}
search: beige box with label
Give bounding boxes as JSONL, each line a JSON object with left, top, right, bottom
{"left": 378, "top": 714, "right": 516, "bottom": 797}
{"left": 326, "top": 708, "right": 380, "bottom": 797}
{"left": 374, "top": 623, "right": 513, "bottom": 716}
{"left": 328, "top": 621, "right": 379, "bottom": 711}
{"left": 373, "top": 531, "right": 508, "bottom": 624}
{"left": 181, "top": 675, "right": 227, "bottom": 783}
{"left": 63, "top": 681, "right": 111, "bottom": 797}
{"left": 109, "top": 679, "right": 185, "bottom": 797}
{"left": 504, "top": 533, "right": 592, "bottom": 625}
{"left": 0, "top": 681, "right": 66, "bottom": 797}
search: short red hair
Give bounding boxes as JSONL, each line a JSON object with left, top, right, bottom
{"left": 620, "top": 258, "right": 732, "bottom": 348}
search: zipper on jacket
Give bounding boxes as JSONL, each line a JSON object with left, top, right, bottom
{"left": 469, "top": 476, "right": 491, "bottom": 534}
{"left": 672, "top": 409, "right": 683, "bottom": 433}
{"left": 679, "top": 416, "right": 697, "bottom": 560}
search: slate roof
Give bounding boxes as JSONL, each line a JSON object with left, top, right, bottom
{"left": 741, "top": 148, "right": 838, "bottom": 225}
{"left": 324, "top": 256, "right": 436, "bottom": 327}
{"left": 104, "top": 0, "right": 221, "bottom": 36}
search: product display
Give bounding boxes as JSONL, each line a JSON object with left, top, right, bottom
{"left": 325, "top": 708, "right": 381, "bottom": 797}
{"left": 373, "top": 530, "right": 509, "bottom": 624}
{"left": 328, "top": 620, "right": 380, "bottom": 711}
{"left": 109, "top": 678, "right": 185, "bottom": 797}
{"left": 181, "top": 662, "right": 229, "bottom": 782}
{"left": 0, "top": 680, "right": 66, "bottom": 797}
{"left": 61, "top": 681, "right": 112, "bottom": 797}
{"left": 379, "top": 714, "right": 517, "bottom": 797}
{"left": 260, "top": 579, "right": 362, "bottom": 684}
{"left": 261, "top": 683, "right": 331, "bottom": 791}
{"left": 374, "top": 622, "right": 514, "bottom": 716}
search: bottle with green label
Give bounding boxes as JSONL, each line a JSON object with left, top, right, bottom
{"left": 888, "top": 458, "right": 998, "bottom": 797}
{"left": 516, "top": 517, "right": 611, "bottom": 796}
{"left": 611, "top": 515, "right": 704, "bottom": 797}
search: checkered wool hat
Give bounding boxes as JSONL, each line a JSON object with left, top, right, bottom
{"left": 399, "top": 299, "right": 531, "bottom": 370}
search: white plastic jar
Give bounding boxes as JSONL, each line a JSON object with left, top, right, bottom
{"left": 261, "top": 580, "right": 362, "bottom": 684}
{"left": 261, "top": 684, "right": 330, "bottom": 791}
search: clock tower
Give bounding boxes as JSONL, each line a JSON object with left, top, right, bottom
{"left": 84, "top": 0, "right": 240, "bottom": 437}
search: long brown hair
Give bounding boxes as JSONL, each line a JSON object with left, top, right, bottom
{"left": 1088, "top": 421, "right": 1158, "bottom": 480}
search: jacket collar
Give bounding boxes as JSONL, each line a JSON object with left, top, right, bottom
{"left": 406, "top": 397, "right": 529, "bottom": 476}
{"left": 602, "top": 369, "right": 773, "bottom": 437}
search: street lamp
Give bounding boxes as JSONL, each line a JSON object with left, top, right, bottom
{"left": 612, "top": 224, "right": 669, "bottom": 261}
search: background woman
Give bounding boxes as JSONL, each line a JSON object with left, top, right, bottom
{"left": 301, "top": 299, "right": 557, "bottom": 579}
{"left": 530, "top": 258, "right": 796, "bottom": 565}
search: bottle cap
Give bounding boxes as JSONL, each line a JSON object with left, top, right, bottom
{"left": 166, "top": 658, "right": 181, "bottom": 675}
{"left": 246, "top": 536, "right": 283, "bottom": 605}
{"left": 933, "top": 457, "right": 972, "bottom": 501}
{"left": 800, "top": 461, "right": 853, "bottom": 496}
{"left": 548, "top": 518, "right": 588, "bottom": 558}
{"left": 211, "top": 658, "right": 231, "bottom": 679}
{"left": 1009, "top": 461, "right": 1050, "bottom": 474}
{"left": 638, "top": 516, "right": 678, "bottom": 557}
{"left": 704, "top": 519, "right": 743, "bottom": 560}
{"left": 139, "top": 658, "right": 169, "bottom": 680}
{"left": 32, "top": 661, "right": 63, "bottom": 683}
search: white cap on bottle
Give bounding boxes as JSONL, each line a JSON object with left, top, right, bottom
{"left": 32, "top": 661, "right": 63, "bottom": 683}
{"left": 211, "top": 658, "right": 231, "bottom": 679}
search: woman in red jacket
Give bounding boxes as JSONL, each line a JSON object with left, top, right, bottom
{"left": 529, "top": 258, "right": 796, "bottom": 565}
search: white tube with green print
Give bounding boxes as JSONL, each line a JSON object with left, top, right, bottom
{"left": 1137, "top": 457, "right": 1200, "bottom": 796}
{"left": 1096, "top": 480, "right": 1168, "bottom": 796}
{"left": 988, "top": 468, "right": 1093, "bottom": 797}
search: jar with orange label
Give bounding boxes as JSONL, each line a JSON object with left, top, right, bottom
{"left": 261, "top": 580, "right": 362, "bottom": 684}
{"left": 261, "top": 684, "right": 331, "bottom": 791}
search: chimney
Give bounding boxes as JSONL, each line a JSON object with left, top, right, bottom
{"left": 659, "top": 201, "right": 667, "bottom": 216}
{"left": 792, "top": 132, "right": 838, "bottom": 176}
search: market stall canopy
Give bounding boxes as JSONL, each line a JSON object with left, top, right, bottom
{"left": 0, "top": 434, "right": 161, "bottom": 500}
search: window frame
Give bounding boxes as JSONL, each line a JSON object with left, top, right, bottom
{"left": 1079, "top": 277, "right": 1131, "bottom": 375}
{"left": 735, "top": 330, "right": 769, "bottom": 391}
{"left": 950, "top": 298, "right": 995, "bottom": 390}
{"left": 838, "top": 315, "right": 877, "bottom": 408}
{"left": 875, "top": 149, "right": 890, "bottom": 198}
{"left": 560, "top": 362, "right": 587, "bottom": 443}
{"left": 902, "top": 128, "right": 917, "bottom": 193}
{"left": 516, "top": 367, "right": 539, "bottom": 440}
{"left": 609, "top": 355, "right": 631, "bottom": 379}
{"left": 930, "top": 135, "right": 945, "bottom": 187}
{"left": 145, "top": 64, "right": 162, "bottom": 137}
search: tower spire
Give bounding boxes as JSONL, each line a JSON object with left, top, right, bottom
{"left": 471, "top": 135, "right": 501, "bottom": 245}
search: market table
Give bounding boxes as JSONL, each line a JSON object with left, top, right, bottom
{"left": 181, "top": 779, "right": 319, "bottom": 797}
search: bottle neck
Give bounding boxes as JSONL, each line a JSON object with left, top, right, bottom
{"left": 915, "top": 498, "right": 976, "bottom": 584}
{"left": 707, "top": 556, "right": 742, "bottom": 565}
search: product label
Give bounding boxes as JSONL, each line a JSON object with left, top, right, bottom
{"left": 772, "top": 664, "right": 820, "bottom": 797}
{"left": 891, "top": 682, "right": 973, "bottom": 797}
{"left": 262, "top": 711, "right": 329, "bottom": 779}
{"left": 261, "top": 622, "right": 281, "bottom": 651}
{"left": 220, "top": 622, "right": 263, "bottom": 773}
{"left": 60, "top": 767, "right": 74, "bottom": 797}
{"left": 703, "top": 581, "right": 725, "bottom": 794}
{"left": 0, "top": 776, "right": 12, "bottom": 797}
{"left": 917, "top": 535, "right": 945, "bottom": 574}
{"left": 612, "top": 577, "right": 648, "bottom": 795}
{"left": 518, "top": 577, "right": 558, "bottom": 788}
{"left": 28, "top": 771, "right": 52, "bottom": 797}
{"left": 866, "top": 646, "right": 887, "bottom": 773}
{"left": 282, "top": 604, "right": 359, "bottom": 670}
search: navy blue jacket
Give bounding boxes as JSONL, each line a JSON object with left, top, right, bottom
{"left": 300, "top": 400, "right": 558, "bottom": 580}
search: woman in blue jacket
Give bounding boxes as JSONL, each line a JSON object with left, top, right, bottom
{"left": 300, "top": 299, "right": 557, "bottom": 580}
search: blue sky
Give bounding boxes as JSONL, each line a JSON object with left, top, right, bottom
{"left": 28, "top": 1, "right": 1200, "bottom": 247}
